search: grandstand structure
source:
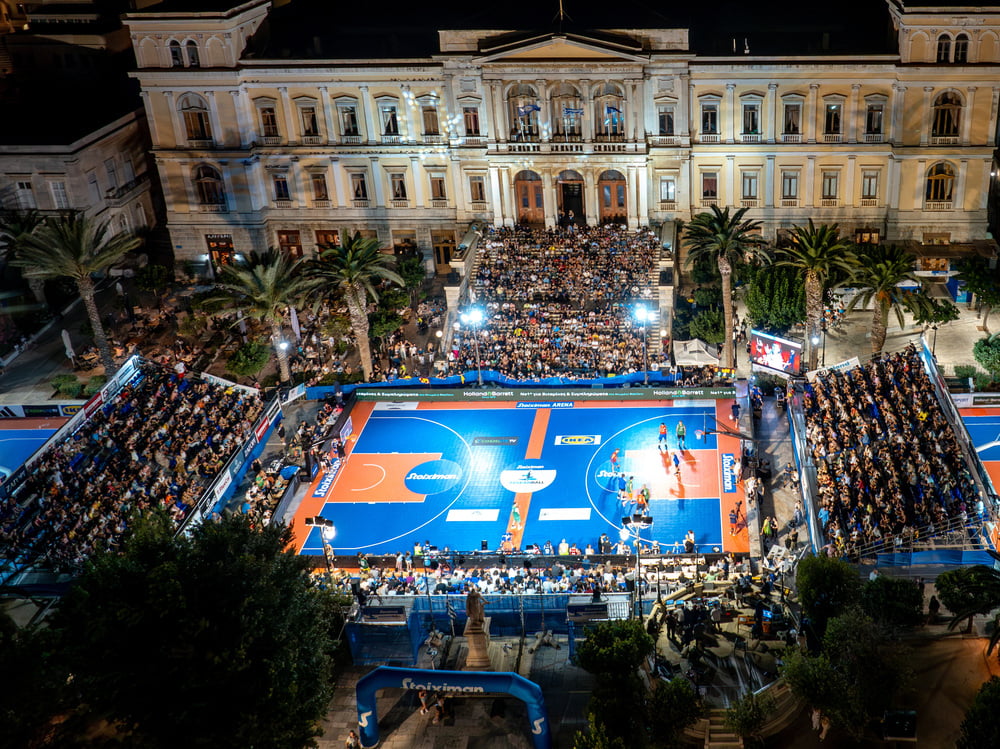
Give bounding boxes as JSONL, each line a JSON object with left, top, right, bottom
{"left": 0, "top": 356, "right": 281, "bottom": 585}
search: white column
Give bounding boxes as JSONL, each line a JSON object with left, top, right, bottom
{"left": 890, "top": 85, "right": 905, "bottom": 146}
{"left": 631, "top": 80, "right": 644, "bottom": 141}
{"left": 921, "top": 87, "right": 934, "bottom": 146}
{"left": 806, "top": 83, "right": 819, "bottom": 144}
{"left": 542, "top": 170, "right": 557, "bottom": 228}
{"left": 501, "top": 167, "right": 516, "bottom": 227}
{"left": 962, "top": 87, "right": 977, "bottom": 145}
{"left": 765, "top": 155, "right": 775, "bottom": 208}
{"left": 886, "top": 155, "right": 900, "bottom": 210}
{"left": 488, "top": 165, "right": 505, "bottom": 224}
{"left": 359, "top": 85, "right": 376, "bottom": 144}
{"left": 725, "top": 155, "right": 735, "bottom": 205}
{"left": 848, "top": 83, "right": 862, "bottom": 143}
{"left": 679, "top": 75, "right": 691, "bottom": 140}
{"left": 637, "top": 163, "right": 649, "bottom": 223}
{"left": 955, "top": 158, "right": 969, "bottom": 210}
{"left": 805, "top": 155, "right": 816, "bottom": 207}
{"left": 536, "top": 79, "right": 548, "bottom": 141}
{"left": 332, "top": 160, "right": 349, "bottom": 208}
{"left": 450, "top": 159, "right": 467, "bottom": 214}
{"left": 584, "top": 168, "right": 598, "bottom": 226}
{"left": 766, "top": 83, "right": 778, "bottom": 143}
{"left": 399, "top": 85, "right": 415, "bottom": 143}
{"left": 490, "top": 82, "right": 507, "bottom": 143}
{"left": 204, "top": 91, "right": 224, "bottom": 147}
{"left": 163, "top": 91, "right": 184, "bottom": 148}
{"left": 410, "top": 157, "right": 426, "bottom": 207}
{"left": 727, "top": 83, "right": 737, "bottom": 144}
{"left": 625, "top": 165, "right": 638, "bottom": 229}
{"left": 278, "top": 87, "right": 297, "bottom": 144}
{"left": 369, "top": 157, "right": 385, "bottom": 206}
{"left": 318, "top": 86, "right": 335, "bottom": 143}
{"left": 139, "top": 91, "right": 161, "bottom": 146}
{"left": 229, "top": 90, "right": 251, "bottom": 148}
{"left": 580, "top": 80, "right": 593, "bottom": 142}
{"left": 679, "top": 155, "right": 691, "bottom": 211}
{"left": 914, "top": 159, "right": 926, "bottom": 208}
{"left": 845, "top": 155, "right": 857, "bottom": 207}
{"left": 289, "top": 162, "right": 306, "bottom": 208}
{"left": 219, "top": 163, "right": 239, "bottom": 212}
{"left": 244, "top": 160, "right": 265, "bottom": 211}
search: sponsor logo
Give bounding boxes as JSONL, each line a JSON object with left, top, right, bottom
{"left": 404, "top": 459, "right": 463, "bottom": 495}
{"left": 515, "top": 401, "right": 575, "bottom": 409}
{"left": 312, "top": 459, "right": 343, "bottom": 498}
{"left": 499, "top": 465, "right": 557, "bottom": 493}
{"left": 596, "top": 469, "right": 620, "bottom": 478}
{"left": 722, "top": 453, "right": 737, "bottom": 493}
{"left": 532, "top": 718, "right": 546, "bottom": 735}
{"left": 59, "top": 404, "right": 83, "bottom": 416}
{"left": 401, "top": 678, "right": 485, "bottom": 693}
{"left": 555, "top": 435, "right": 601, "bottom": 446}
{"left": 359, "top": 711, "right": 373, "bottom": 727}
{"left": 473, "top": 436, "right": 519, "bottom": 446}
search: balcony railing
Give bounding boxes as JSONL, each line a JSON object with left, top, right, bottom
{"left": 341, "top": 134, "right": 363, "bottom": 144}
{"left": 781, "top": 199, "right": 799, "bottom": 207}
{"left": 352, "top": 199, "right": 370, "bottom": 208}
{"left": 461, "top": 136, "right": 487, "bottom": 146}
{"left": 863, "top": 133, "right": 884, "bottom": 143}
{"left": 551, "top": 133, "right": 583, "bottom": 143}
{"left": 700, "top": 134, "right": 720, "bottom": 143}
{"left": 313, "top": 199, "right": 331, "bottom": 208}
{"left": 198, "top": 203, "right": 228, "bottom": 213}
{"left": 741, "top": 133, "right": 761, "bottom": 143}
{"left": 860, "top": 198, "right": 879, "bottom": 207}
{"left": 381, "top": 134, "right": 402, "bottom": 144}
{"left": 431, "top": 198, "right": 448, "bottom": 207}
{"left": 782, "top": 133, "right": 802, "bottom": 143}
{"left": 820, "top": 198, "right": 839, "bottom": 207}
{"left": 551, "top": 143, "right": 584, "bottom": 153}
{"left": 469, "top": 201, "right": 489, "bottom": 211}
{"left": 105, "top": 172, "right": 151, "bottom": 206}
{"left": 649, "top": 136, "right": 678, "bottom": 146}
{"left": 261, "top": 135, "right": 282, "bottom": 145}
{"left": 931, "top": 135, "right": 960, "bottom": 146}
{"left": 273, "top": 199, "right": 293, "bottom": 209}
{"left": 302, "top": 135, "right": 323, "bottom": 145}
{"left": 925, "top": 201, "right": 953, "bottom": 211}
{"left": 702, "top": 197, "right": 719, "bottom": 207}
{"left": 658, "top": 200, "right": 677, "bottom": 210}
{"left": 740, "top": 198, "right": 760, "bottom": 208}
{"left": 187, "top": 138, "right": 214, "bottom": 149}
{"left": 509, "top": 143, "right": 540, "bottom": 153}
{"left": 390, "top": 199, "right": 409, "bottom": 208}
{"left": 594, "top": 133, "right": 626, "bottom": 143}
{"left": 423, "top": 134, "right": 445, "bottom": 144}
{"left": 823, "top": 133, "right": 842, "bottom": 143}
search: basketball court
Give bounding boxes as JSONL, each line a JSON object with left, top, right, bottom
{"left": 293, "top": 398, "right": 748, "bottom": 559}
{"left": 0, "top": 417, "right": 65, "bottom": 481}
{"left": 960, "top": 406, "right": 1000, "bottom": 492}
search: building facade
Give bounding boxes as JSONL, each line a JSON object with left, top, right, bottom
{"left": 124, "top": 0, "right": 1000, "bottom": 275}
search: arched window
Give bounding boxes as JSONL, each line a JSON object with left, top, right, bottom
{"left": 936, "top": 34, "right": 952, "bottom": 63}
{"left": 514, "top": 170, "right": 541, "bottom": 182}
{"left": 594, "top": 82, "right": 624, "bottom": 140}
{"left": 508, "top": 84, "right": 539, "bottom": 140}
{"left": 954, "top": 33, "right": 969, "bottom": 63}
{"left": 178, "top": 93, "right": 212, "bottom": 142}
{"left": 168, "top": 40, "right": 184, "bottom": 67}
{"left": 925, "top": 162, "right": 955, "bottom": 203}
{"left": 194, "top": 165, "right": 225, "bottom": 205}
{"left": 599, "top": 170, "right": 625, "bottom": 181}
{"left": 551, "top": 82, "right": 582, "bottom": 140}
{"left": 185, "top": 41, "right": 200, "bottom": 67}
{"left": 932, "top": 92, "right": 962, "bottom": 137}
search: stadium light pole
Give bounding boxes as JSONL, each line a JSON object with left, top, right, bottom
{"left": 635, "top": 304, "right": 654, "bottom": 385}
{"left": 321, "top": 523, "right": 336, "bottom": 574}
{"left": 460, "top": 307, "right": 484, "bottom": 386}
{"left": 621, "top": 514, "right": 653, "bottom": 619}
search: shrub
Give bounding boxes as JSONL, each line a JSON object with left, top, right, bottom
{"left": 135, "top": 264, "right": 171, "bottom": 292}
{"left": 50, "top": 374, "right": 82, "bottom": 398}
{"left": 226, "top": 341, "right": 271, "bottom": 378}
{"left": 82, "top": 375, "right": 108, "bottom": 398}
{"left": 688, "top": 308, "right": 726, "bottom": 344}
{"left": 973, "top": 335, "right": 1000, "bottom": 378}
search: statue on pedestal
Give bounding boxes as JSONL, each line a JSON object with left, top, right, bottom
{"left": 465, "top": 587, "right": 486, "bottom": 630}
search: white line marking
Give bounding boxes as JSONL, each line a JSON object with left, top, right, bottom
{"left": 352, "top": 463, "right": 387, "bottom": 492}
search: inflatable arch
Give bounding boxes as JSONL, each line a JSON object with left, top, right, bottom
{"left": 355, "top": 666, "right": 552, "bottom": 749}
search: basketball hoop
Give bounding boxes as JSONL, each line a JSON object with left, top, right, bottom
{"left": 695, "top": 429, "right": 705, "bottom": 440}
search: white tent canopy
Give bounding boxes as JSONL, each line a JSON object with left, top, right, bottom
{"left": 673, "top": 339, "right": 721, "bottom": 366}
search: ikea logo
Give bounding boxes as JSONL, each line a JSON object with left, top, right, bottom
{"left": 555, "top": 435, "right": 601, "bottom": 446}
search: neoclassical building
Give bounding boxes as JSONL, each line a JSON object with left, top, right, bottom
{"left": 124, "top": 0, "right": 1000, "bottom": 275}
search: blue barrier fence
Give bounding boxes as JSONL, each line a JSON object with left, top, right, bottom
{"left": 875, "top": 549, "right": 997, "bottom": 567}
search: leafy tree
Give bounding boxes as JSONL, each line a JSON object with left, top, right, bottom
{"left": 646, "top": 677, "right": 703, "bottom": 748}
{"left": 957, "top": 257, "right": 1000, "bottom": 333}
{"left": 11, "top": 214, "right": 141, "bottom": 372}
{"left": 973, "top": 334, "right": 1000, "bottom": 379}
{"left": 396, "top": 253, "right": 427, "bottom": 311}
{"left": 743, "top": 264, "right": 806, "bottom": 335}
{"left": 795, "top": 555, "right": 860, "bottom": 638}
{"left": 958, "top": 676, "right": 1000, "bottom": 749}
{"left": 688, "top": 308, "right": 726, "bottom": 344}
{"left": 0, "top": 208, "right": 46, "bottom": 305}
{"left": 575, "top": 619, "right": 654, "bottom": 678}
{"left": 683, "top": 205, "right": 769, "bottom": 368}
{"left": 912, "top": 296, "right": 960, "bottom": 327}
{"left": 226, "top": 340, "right": 271, "bottom": 378}
{"left": 573, "top": 714, "right": 628, "bottom": 749}
{"left": 692, "top": 286, "right": 722, "bottom": 308}
{"left": 847, "top": 244, "right": 929, "bottom": 354}
{"left": 47, "top": 512, "right": 342, "bottom": 749}
{"left": 860, "top": 574, "right": 924, "bottom": 627}
{"left": 776, "top": 221, "right": 856, "bottom": 369}
{"left": 779, "top": 650, "right": 849, "bottom": 719}
{"left": 937, "top": 565, "right": 1000, "bottom": 640}
{"left": 211, "top": 250, "right": 318, "bottom": 385}
{"left": 309, "top": 232, "right": 404, "bottom": 381}
{"left": 724, "top": 690, "right": 775, "bottom": 747}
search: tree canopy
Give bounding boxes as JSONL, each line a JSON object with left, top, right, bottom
{"left": 743, "top": 264, "right": 807, "bottom": 335}
{"left": 959, "top": 676, "right": 1000, "bottom": 749}
{"left": 795, "top": 555, "right": 860, "bottom": 638}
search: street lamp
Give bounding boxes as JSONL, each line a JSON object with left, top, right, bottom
{"left": 621, "top": 513, "right": 654, "bottom": 619}
{"left": 321, "top": 522, "right": 336, "bottom": 574}
{"left": 635, "top": 304, "right": 655, "bottom": 385}
{"left": 460, "top": 307, "right": 485, "bottom": 386}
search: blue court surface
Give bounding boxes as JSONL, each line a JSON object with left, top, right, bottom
{"left": 294, "top": 399, "right": 748, "bottom": 559}
{"left": 0, "top": 427, "right": 59, "bottom": 480}
{"left": 960, "top": 408, "right": 1000, "bottom": 492}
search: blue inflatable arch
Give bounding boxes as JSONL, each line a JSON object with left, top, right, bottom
{"left": 355, "top": 666, "right": 551, "bottom": 749}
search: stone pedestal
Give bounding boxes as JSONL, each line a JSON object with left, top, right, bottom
{"left": 463, "top": 616, "right": 492, "bottom": 671}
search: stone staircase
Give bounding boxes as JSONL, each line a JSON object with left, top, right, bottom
{"left": 704, "top": 709, "right": 742, "bottom": 748}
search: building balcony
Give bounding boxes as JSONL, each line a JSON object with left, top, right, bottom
{"left": 700, "top": 134, "right": 720, "bottom": 143}
{"left": 931, "top": 135, "right": 960, "bottom": 146}
{"left": 702, "top": 197, "right": 719, "bottom": 207}
{"left": 741, "top": 133, "right": 761, "bottom": 143}
{"left": 820, "top": 198, "right": 839, "bottom": 207}
{"left": 782, "top": 133, "right": 802, "bottom": 143}
{"left": 390, "top": 199, "right": 409, "bottom": 208}
{"left": 352, "top": 199, "right": 371, "bottom": 208}
{"left": 649, "top": 136, "right": 678, "bottom": 146}
{"left": 863, "top": 133, "right": 884, "bottom": 143}
{"left": 860, "top": 198, "right": 879, "bottom": 207}
{"left": 261, "top": 135, "right": 282, "bottom": 145}
{"left": 197, "top": 203, "right": 228, "bottom": 213}
{"left": 105, "top": 172, "right": 151, "bottom": 208}
{"left": 423, "top": 134, "right": 445, "bottom": 144}
{"left": 741, "top": 198, "right": 760, "bottom": 208}
{"left": 823, "top": 133, "right": 842, "bottom": 143}
{"left": 925, "top": 201, "right": 953, "bottom": 211}
{"left": 658, "top": 200, "right": 677, "bottom": 210}
{"left": 187, "top": 138, "right": 214, "bottom": 149}
{"left": 781, "top": 199, "right": 799, "bottom": 207}
{"left": 594, "top": 133, "right": 626, "bottom": 143}
{"left": 302, "top": 135, "right": 323, "bottom": 145}
{"left": 341, "top": 134, "right": 363, "bottom": 144}
{"left": 551, "top": 133, "right": 583, "bottom": 143}
{"left": 461, "top": 136, "right": 487, "bottom": 146}
{"left": 313, "top": 199, "right": 331, "bottom": 208}
{"left": 273, "top": 199, "right": 293, "bottom": 209}
{"left": 431, "top": 198, "right": 448, "bottom": 208}
{"left": 381, "top": 134, "right": 403, "bottom": 144}
{"left": 551, "top": 143, "right": 584, "bottom": 153}
{"left": 469, "top": 201, "right": 489, "bottom": 212}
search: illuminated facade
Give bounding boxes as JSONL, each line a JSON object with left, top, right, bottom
{"left": 124, "top": 0, "right": 1000, "bottom": 273}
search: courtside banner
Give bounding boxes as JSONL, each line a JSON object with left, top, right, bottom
{"left": 351, "top": 387, "right": 735, "bottom": 402}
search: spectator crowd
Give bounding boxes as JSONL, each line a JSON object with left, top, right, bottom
{"left": 803, "top": 347, "right": 980, "bottom": 557}
{"left": 0, "top": 361, "right": 265, "bottom": 570}
{"left": 453, "top": 225, "right": 667, "bottom": 379}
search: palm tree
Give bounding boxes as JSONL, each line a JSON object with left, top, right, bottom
{"left": 846, "top": 244, "right": 925, "bottom": 355}
{"left": 683, "top": 205, "right": 768, "bottom": 368}
{"left": 939, "top": 565, "right": 1000, "bottom": 645}
{"left": 0, "top": 209, "right": 46, "bottom": 306}
{"left": 212, "top": 250, "right": 319, "bottom": 386}
{"left": 777, "top": 221, "right": 857, "bottom": 370}
{"left": 11, "top": 214, "right": 140, "bottom": 373}
{"left": 308, "top": 232, "right": 403, "bottom": 381}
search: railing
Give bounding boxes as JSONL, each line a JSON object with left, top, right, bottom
{"left": 820, "top": 198, "right": 839, "bottom": 207}
{"left": 198, "top": 203, "right": 228, "bottom": 213}
{"left": 551, "top": 143, "right": 583, "bottom": 152}
{"left": 509, "top": 143, "right": 540, "bottom": 152}
{"left": 931, "top": 135, "right": 960, "bottom": 145}
{"left": 381, "top": 134, "right": 402, "bottom": 144}
{"left": 823, "top": 133, "right": 842, "bottom": 143}
{"left": 702, "top": 197, "right": 719, "bottom": 207}
{"left": 782, "top": 133, "right": 802, "bottom": 143}
{"left": 187, "top": 138, "right": 214, "bottom": 149}
{"left": 468, "top": 201, "right": 489, "bottom": 211}
{"left": 863, "top": 133, "right": 883, "bottom": 143}
{"left": 461, "top": 136, "right": 487, "bottom": 146}
{"left": 594, "top": 133, "right": 626, "bottom": 142}
{"left": 390, "top": 199, "right": 409, "bottom": 208}
{"left": 649, "top": 136, "right": 678, "bottom": 146}
{"left": 594, "top": 143, "right": 629, "bottom": 152}
{"left": 551, "top": 133, "right": 583, "bottom": 143}
{"left": 741, "top": 133, "right": 761, "bottom": 143}
{"left": 422, "top": 134, "right": 445, "bottom": 144}
{"left": 925, "top": 201, "right": 953, "bottom": 211}
{"left": 781, "top": 199, "right": 799, "bottom": 207}
{"left": 341, "top": 134, "right": 363, "bottom": 144}
{"left": 352, "top": 199, "right": 371, "bottom": 209}
{"left": 261, "top": 135, "right": 282, "bottom": 145}
{"left": 302, "top": 135, "right": 323, "bottom": 145}
{"left": 658, "top": 200, "right": 677, "bottom": 210}
{"left": 106, "top": 172, "right": 151, "bottom": 206}
{"left": 740, "top": 198, "right": 760, "bottom": 208}
{"left": 273, "top": 199, "right": 293, "bottom": 209}
{"left": 860, "top": 198, "right": 879, "bottom": 207}
{"left": 313, "top": 199, "right": 331, "bottom": 208}
{"left": 431, "top": 198, "right": 448, "bottom": 208}
{"left": 701, "top": 134, "right": 720, "bottom": 143}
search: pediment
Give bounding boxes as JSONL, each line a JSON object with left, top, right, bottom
{"left": 477, "top": 33, "right": 646, "bottom": 63}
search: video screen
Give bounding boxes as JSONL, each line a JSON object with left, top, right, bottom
{"left": 749, "top": 330, "right": 803, "bottom": 375}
